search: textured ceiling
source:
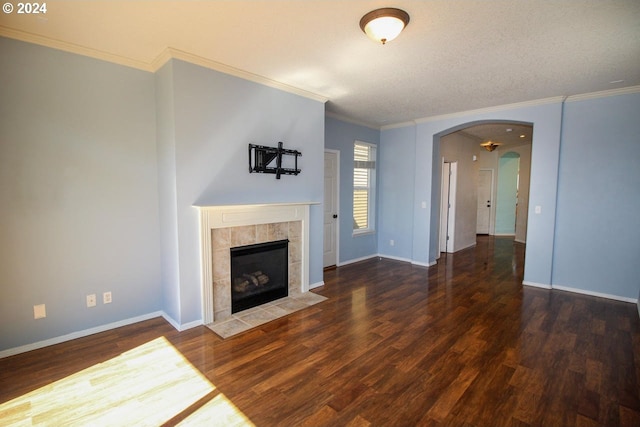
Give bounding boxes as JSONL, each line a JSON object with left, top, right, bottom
{"left": 1, "top": 0, "right": 639, "bottom": 129}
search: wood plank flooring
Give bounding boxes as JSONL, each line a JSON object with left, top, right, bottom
{"left": 1, "top": 236, "right": 639, "bottom": 426}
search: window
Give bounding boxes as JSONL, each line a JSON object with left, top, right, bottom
{"left": 353, "top": 141, "right": 376, "bottom": 234}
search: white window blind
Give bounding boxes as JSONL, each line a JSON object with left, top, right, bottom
{"left": 353, "top": 142, "right": 376, "bottom": 233}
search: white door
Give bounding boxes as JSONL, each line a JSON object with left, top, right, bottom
{"left": 323, "top": 151, "right": 339, "bottom": 267}
{"left": 476, "top": 169, "right": 493, "bottom": 234}
{"left": 439, "top": 161, "right": 457, "bottom": 253}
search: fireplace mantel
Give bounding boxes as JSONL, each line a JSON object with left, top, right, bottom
{"left": 196, "top": 202, "right": 317, "bottom": 324}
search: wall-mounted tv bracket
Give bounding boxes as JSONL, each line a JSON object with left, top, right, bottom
{"left": 248, "top": 142, "right": 301, "bottom": 179}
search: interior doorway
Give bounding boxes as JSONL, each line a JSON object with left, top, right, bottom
{"left": 495, "top": 152, "right": 521, "bottom": 236}
{"left": 430, "top": 120, "right": 533, "bottom": 264}
{"left": 323, "top": 150, "right": 339, "bottom": 268}
{"left": 476, "top": 168, "right": 494, "bottom": 234}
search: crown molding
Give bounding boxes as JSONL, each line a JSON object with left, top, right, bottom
{"left": 325, "top": 111, "right": 380, "bottom": 130}
{"left": 380, "top": 120, "right": 417, "bottom": 131}
{"left": 565, "top": 85, "right": 640, "bottom": 102}
{"left": 385, "top": 86, "right": 640, "bottom": 129}
{"left": 0, "top": 27, "right": 154, "bottom": 71}
{"left": 414, "top": 96, "right": 566, "bottom": 125}
{"left": 151, "top": 47, "right": 328, "bottom": 103}
{"left": 0, "top": 29, "right": 328, "bottom": 104}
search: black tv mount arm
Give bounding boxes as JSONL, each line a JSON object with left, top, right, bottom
{"left": 248, "top": 142, "right": 301, "bottom": 179}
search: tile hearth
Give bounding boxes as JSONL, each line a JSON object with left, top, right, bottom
{"left": 206, "top": 291, "right": 326, "bottom": 339}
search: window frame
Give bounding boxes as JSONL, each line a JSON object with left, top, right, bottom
{"left": 352, "top": 140, "right": 377, "bottom": 236}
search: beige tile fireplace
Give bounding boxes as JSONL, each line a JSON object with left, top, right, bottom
{"left": 197, "top": 203, "right": 315, "bottom": 324}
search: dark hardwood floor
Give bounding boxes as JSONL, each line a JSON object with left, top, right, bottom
{"left": 2, "top": 236, "right": 639, "bottom": 426}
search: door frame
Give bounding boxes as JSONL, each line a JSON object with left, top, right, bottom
{"left": 324, "top": 149, "right": 340, "bottom": 268}
{"left": 439, "top": 159, "right": 457, "bottom": 254}
{"left": 477, "top": 168, "right": 495, "bottom": 235}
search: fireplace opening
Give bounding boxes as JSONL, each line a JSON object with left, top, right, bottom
{"left": 230, "top": 239, "right": 289, "bottom": 313}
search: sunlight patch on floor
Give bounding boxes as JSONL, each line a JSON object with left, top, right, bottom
{"left": 0, "top": 336, "right": 252, "bottom": 426}
{"left": 176, "top": 393, "right": 254, "bottom": 426}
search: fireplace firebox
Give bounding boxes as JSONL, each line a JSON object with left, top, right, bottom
{"left": 230, "top": 239, "right": 289, "bottom": 313}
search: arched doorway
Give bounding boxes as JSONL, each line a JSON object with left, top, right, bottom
{"left": 431, "top": 121, "right": 533, "bottom": 257}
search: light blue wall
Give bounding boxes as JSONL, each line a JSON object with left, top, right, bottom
{"left": 166, "top": 60, "right": 325, "bottom": 324}
{"left": 495, "top": 153, "right": 520, "bottom": 234}
{"left": 2, "top": 35, "right": 637, "bottom": 353}
{"left": 325, "top": 117, "right": 380, "bottom": 263}
{"left": 155, "top": 62, "right": 181, "bottom": 323}
{"left": 552, "top": 92, "right": 640, "bottom": 299}
{"left": 0, "top": 38, "right": 161, "bottom": 351}
{"left": 423, "top": 106, "right": 562, "bottom": 285}
{"left": 378, "top": 126, "right": 416, "bottom": 260}
{"left": 378, "top": 103, "right": 563, "bottom": 284}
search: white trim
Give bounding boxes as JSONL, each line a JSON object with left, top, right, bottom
{"left": 522, "top": 281, "right": 552, "bottom": 289}
{"left": 338, "top": 253, "right": 435, "bottom": 267}
{"left": 414, "top": 96, "right": 565, "bottom": 124}
{"left": 379, "top": 86, "right": 640, "bottom": 130}
{"left": 522, "top": 281, "right": 638, "bottom": 304}
{"left": 196, "top": 202, "right": 318, "bottom": 324}
{"left": 412, "top": 259, "right": 436, "bottom": 267}
{"left": 353, "top": 141, "right": 377, "bottom": 236}
{"left": 552, "top": 285, "right": 638, "bottom": 304}
{"left": 154, "top": 48, "right": 328, "bottom": 103}
{"left": 0, "top": 29, "right": 328, "bottom": 104}
{"left": 324, "top": 149, "right": 340, "bottom": 268}
{"left": 161, "top": 312, "right": 180, "bottom": 331}
{"left": 309, "top": 280, "right": 325, "bottom": 290}
{"left": 565, "top": 85, "right": 640, "bottom": 103}
{"left": 378, "top": 254, "right": 413, "bottom": 264}
{"left": 161, "top": 313, "right": 202, "bottom": 332}
{"left": 454, "top": 241, "right": 477, "bottom": 252}
{"left": 514, "top": 238, "right": 526, "bottom": 244}
{"left": 380, "top": 120, "right": 418, "bottom": 131}
{"left": 325, "top": 111, "right": 380, "bottom": 130}
{"left": 337, "top": 254, "right": 379, "bottom": 266}
{"left": 477, "top": 168, "right": 495, "bottom": 235}
{"left": 179, "top": 319, "right": 205, "bottom": 331}
{"left": 0, "top": 311, "right": 165, "bottom": 359}
{"left": 0, "top": 27, "right": 154, "bottom": 71}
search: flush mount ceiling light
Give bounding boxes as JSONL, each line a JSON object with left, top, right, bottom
{"left": 360, "top": 8, "right": 410, "bottom": 45}
{"left": 480, "top": 141, "right": 501, "bottom": 152}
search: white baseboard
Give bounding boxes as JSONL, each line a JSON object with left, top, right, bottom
{"left": 161, "top": 313, "right": 203, "bottom": 332}
{"left": 411, "top": 260, "right": 436, "bottom": 267}
{"left": 337, "top": 254, "right": 378, "bottom": 266}
{"left": 377, "top": 253, "right": 413, "bottom": 264}
{"left": 523, "top": 281, "right": 638, "bottom": 304}
{"left": 552, "top": 284, "right": 638, "bottom": 304}
{"left": 338, "top": 253, "right": 435, "bottom": 268}
{"left": 522, "top": 281, "right": 552, "bottom": 289}
{"left": 0, "top": 311, "right": 165, "bottom": 359}
{"left": 454, "top": 242, "right": 477, "bottom": 252}
{"left": 309, "top": 280, "right": 325, "bottom": 290}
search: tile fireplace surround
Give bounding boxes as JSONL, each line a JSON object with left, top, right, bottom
{"left": 197, "top": 203, "right": 318, "bottom": 326}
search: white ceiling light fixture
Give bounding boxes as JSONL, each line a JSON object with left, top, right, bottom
{"left": 360, "top": 8, "right": 410, "bottom": 45}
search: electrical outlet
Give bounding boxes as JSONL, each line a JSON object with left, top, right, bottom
{"left": 103, "top": 291, "right": 112, "bottom": 304}
{"left": 34, "top": 304, "right": 46, "bottom": 319}
{"left": 87, "top": 294, "right": 96, "bottom": 308}
{"left": 390, "top": 239, "right": 395, "bottom": 246}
